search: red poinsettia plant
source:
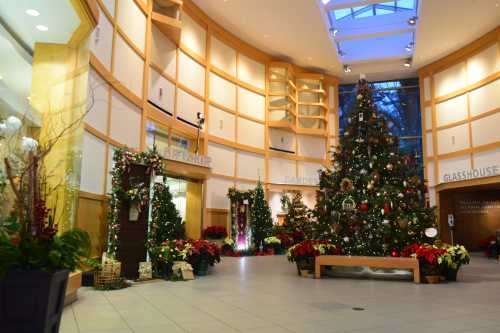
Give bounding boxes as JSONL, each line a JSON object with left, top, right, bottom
{"left": 275, "top": 231, "right": 305, "bottom": 248}
{"left": 287, "top": 240, "right": 340, "bottom": 263}
{"left": 203, "top": 226, "right": 228, "bottom": 239}
{"left": 185, "top": 239, "right": 221, "bottom": 266}
{"left": 402, "top": 243, "right": 446, "bottom": 275}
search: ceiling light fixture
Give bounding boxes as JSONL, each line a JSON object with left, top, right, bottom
{"left": 404, "top": 59, "right": 412, "bottom": 68}
{"left": 407, "top": 16, "right": 418, "bottom": 25}
{"left": 338, "top": 50, "right": 346, "bottom": 57}
{"left": 329, "top": 28, "right": 338, "bottom": 37}
{"left": 26, "top": 9, "right": 40, "bottom": 16}
{"left": 343, "top": 65, "right": 352, "bottom": 73}
{"left": 405, "top": 42, "right": 414, "bottom": 52}
{"left": 36, "top": 25, "right": 48, "bottom": 32}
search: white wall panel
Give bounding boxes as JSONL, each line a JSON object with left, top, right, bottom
{"left": 110, "top": 90, "right": 141, "bottom": 148}
{"left": 269, "top": 158, "right": 296, "bottom": 184}
{"left": 176, "top": 88, "right": 204, "bottom": 127}
{"left": 236, "top": 151, "right": 265, "bottom": 180}
{"left": 114, "top": 35, "right": 144, "bottom": 98}
{"left": 469, "top": 78, "right": 500, "bottom": 117}
{"left": 89, "top": 6, "right": 113, "bottom": 70}
{"left": 210, "top": 36, "right": 236, "bottom": 76}
{"left": 237, "top": 117, "right": 264, "bottom": 149}
{"left": 436, "top": 94, "right": 468, "bottom": 126}
{"left": 237, "top": 54, "right": 265, "bottom": 89}
{"left": 426, "top": 132, "right": 434, "bottom": 157}
{"left": 298, "top": 135, "right": 326, "bottom": 159}
{"left": 426, "top": 161, "right": 435, "bottom": 187}
{"left": 438, "top": 155, "right": 471, "bottom": 183}
{"left": 424, "top": 106, "right": 432, "bottom": 130}
{"left": 238, "top": 87, "right": 265, "bottom": 120}
{"left": 106, "top": 145, "right": 118, "bottom": 194}
{"left": 209, "top": 72, "right": 236, "bottom": 110}
{"left": 269, "top": 128, "right": 295, "bottom": 153}
{"left": 428, "top": 188, "right": 436, "bottom": 206}
{"left": 208, "top": 105, "right": 235, "bottom": 141}
{"left": 297, "top": 161, "right": 321, "bottom": 185}
{"left": 236, "top": 181, "right": 257, "bottom": 191}
{"left": 467, "top": 44, "right": 500, "bottom": 84}
{"left": 471, "top": 112, "right": 500, "bottom": 147}
{"left": 80, "top": 131, "right": 106, "bottom": 194}
{"left": 117, "top": 0, "right": 146, "bottom": 52}
{"left": 437, "top": 124, "right": 469, "bottom": 155}
{"left": 474, "top": 148, "right": 500, "bottom": 169}
{"left": 180, "top": 12, "right": 206, "bottom": 58}
{"left": 86, "top": 69, "right": 109, "bottom": 134}
{"left": 269, "top": 191, "right": 283, "bottom": 223}
{"left": 148, "top": 68, "right": 175, "bottom": 114}
{"left": 205, "top": 177, "right": 233, "bottom": 209}
{"left": 207, "top": 142, "right": 235, "bottom": 176}
{"left": 151, "top": 25, "right": 176, "bottom": 78}
{"left": 178, "top": 51, "right": 205, "bottom": 96}
{"left": 423, "top": 77, "right": 431, "bottom": 101}
{"left": 434, "top": 62, "right": 467, "bottom": 97}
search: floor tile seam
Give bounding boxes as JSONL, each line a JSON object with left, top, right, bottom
{"left": 70, "top": 305, "right": 82, "bottom": 333}
{"left": 102, "top": 292, "right": 138, "bottom": 333}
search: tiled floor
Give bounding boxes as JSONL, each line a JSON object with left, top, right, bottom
{"left": 61, "top": 254, "right": 500, "bottom": 333}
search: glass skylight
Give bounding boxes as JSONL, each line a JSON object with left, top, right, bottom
{"left": 331, "top": 0, "right": 414, "bottom": 21}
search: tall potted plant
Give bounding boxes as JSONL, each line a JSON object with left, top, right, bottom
{"left": 0, "top": 115, "right": 91, "bottom": 332}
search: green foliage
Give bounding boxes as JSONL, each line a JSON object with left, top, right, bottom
{"left": 0, "top": 228, "right": 90, "bottom": 277}
{"left": 250, "top": 182, "right": 273, "bottom": 249}
{"left": 284, "top": 192, "right": 313, "bottom": 237}
{"left": 315, "top": 80, "right": 436, "bottom": 256}
{"left": 280, "top": 191, "right": 291, "bottom": 212}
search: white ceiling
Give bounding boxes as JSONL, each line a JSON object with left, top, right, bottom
{"left": 193, "top": 0, "right": 500, "bottom": 83}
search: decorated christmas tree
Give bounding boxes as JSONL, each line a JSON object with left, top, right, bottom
{"left": 250, "top": 181, "right": 273, "bottom": 249}
{"left": 148, "top": 182, "right": 185, "bottom": 258}
{"left": 285, "top": 192, "right": 313, "bottom": 237}
{"left": 315, "top": 79, "right": 436, "bottom": 256}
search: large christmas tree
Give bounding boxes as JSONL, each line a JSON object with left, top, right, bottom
{"left": 250, "top": 181, "right": 273, "bottom": 249}
{"left": 315, "top": 79, "right": 436, "bottom": 256}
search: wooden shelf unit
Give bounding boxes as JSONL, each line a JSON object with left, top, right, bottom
{"left": 152, "top": 0, "right": 183, "bottom": 45}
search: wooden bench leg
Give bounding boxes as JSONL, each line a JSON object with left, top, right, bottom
{"left": 413, "top": 265, "right": 421, "bottom": 283}
{"left": 315, "top": 259, "right": 321, "bottom": 279}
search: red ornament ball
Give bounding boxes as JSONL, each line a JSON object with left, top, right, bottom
{"left": 358, "top": 202, "right": 369, "bottom": 212}
{"left": 383, "top": 202, "right": 391, "bottom": 215}
{"left": 391, "top": 249, "right": 399, "bottom": 257}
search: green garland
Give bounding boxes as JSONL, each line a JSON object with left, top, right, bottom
{"left": 227, "top": 187, "right": 254, "bottom": 246}
{"left": 107, "top": 147, "right": 163, "bottom": 258}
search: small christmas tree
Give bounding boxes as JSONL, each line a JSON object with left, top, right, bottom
{"left": 285, "top": 192, "right": 312, "bottom": 237}
{"left": 315, "top": 79, "right": 436, "bottom": 256}
{"left": 250, "top": 181, "right": 273, "bottom": 249}
{"left": 148, "top": 182, "right": 185, "bottom": 260}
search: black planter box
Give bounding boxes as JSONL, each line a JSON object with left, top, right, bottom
{"left": 81, "top": 271, "right": 95, "bottom": 287}
{"left": 0, "top": 269, "right": 69, "bottom": 333}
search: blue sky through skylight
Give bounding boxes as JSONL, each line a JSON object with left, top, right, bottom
{"left": 332, "top": 0, "right": 414, "bottom": 21}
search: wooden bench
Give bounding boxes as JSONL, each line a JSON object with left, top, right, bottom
{"left": 315, "top": 255, "right": 421, "bottom": 283}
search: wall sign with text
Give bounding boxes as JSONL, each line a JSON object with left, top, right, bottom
{"left": 442, "top": 165, "right": 499, "bottom": 183}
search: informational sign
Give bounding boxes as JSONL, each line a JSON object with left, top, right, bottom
{"left": 447, "top": 214, "right": 455, "bottom": 228}
{"left": 162, "top": 147, "right": 211, "bottom": 168}
{"left": 442, "top": 165, "right": 499, "bottom": 183}
{"left": 455, "top": 199, "right": 500, "bottom": 215}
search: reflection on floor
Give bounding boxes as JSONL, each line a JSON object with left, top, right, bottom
{"left": 61, "top": 254, "right": 500, "bottom": 333}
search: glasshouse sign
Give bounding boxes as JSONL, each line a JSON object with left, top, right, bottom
{"left": 442, "top": 165, "right": 499, "bottom": 183}
{"left": 162, "top": 147, "right": 211, "bottom": 168}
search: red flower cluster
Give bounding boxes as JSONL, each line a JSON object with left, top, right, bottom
{"left": 401, "top": 243, "right": 446, "bottom": 265}
{"left": 287, "top": 240, "right": 340, "bottom": 263}
{"left": 275, "top": 231, "right": 305, "bottom": 248}
{"left": 203, "top": 226, "right": 228, "bottom": 239}
{"left": 185, "top": 239, "right": 221, "bottom": 266}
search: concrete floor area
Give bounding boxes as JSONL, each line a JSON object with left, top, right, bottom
{"left": 60, "top": 254, "right": 500, "bottom": 333}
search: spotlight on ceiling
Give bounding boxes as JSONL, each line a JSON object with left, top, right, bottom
{"left": 25, "top": 9, "right": 40, "bottom": 16}
{"left": 343, "top": 65, "right": 352, "bottom": 73}
{"left": 405, "top": 42, "right": 414, "bottom": 52}
{"left": 36, "top": 25, "right": 48, "bottom": 32}
{"left": 404, "top": 58, "right": 412, "bottom": 68}
{"left": 338, "top": 50, "right": 346, "bottom": 57}
{"left": 407, "top": 16, "right": 418, "bottom": 25}
{"left": 329, "top": 28, "right": 338, "bottom": 37}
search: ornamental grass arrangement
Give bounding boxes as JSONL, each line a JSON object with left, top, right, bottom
{"left": 203, "top": 226, "right": 228, "bottom": 239}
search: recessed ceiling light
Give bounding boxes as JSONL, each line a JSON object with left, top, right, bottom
{"left": 407, "top": 16, "right": 418, "bottom": 25}
{"left": 25, "top": 9, "right": 40, "bottom": 16}
{"left": 36, "top": 25, "right": 48, "bottom": 32}
{"left": 404, "top": 59, "right": 412, "bottom": 68}
{"left": 343, "top": 65, "right": 352, "bottom": 73}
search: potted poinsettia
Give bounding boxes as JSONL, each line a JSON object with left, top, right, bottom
{"left": 186, "top": 239, "right": 221, "bottom": 276}
{"left": 287, "top": 240, "right": 339, "bottom": 276}
{"left": 438, "top": 243, "right": 470, "bottom": 281}
{"left": 402, "top": 243, "right": 446, "bottom": 284}
{"left": 0, "top": 115, "right": 91, "bottom": 332}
